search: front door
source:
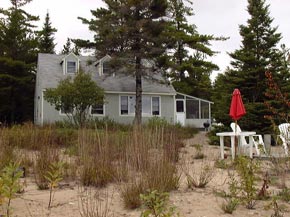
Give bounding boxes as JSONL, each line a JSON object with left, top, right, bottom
{"left": 176, "top": 100, "right": 185, "bottom": 126}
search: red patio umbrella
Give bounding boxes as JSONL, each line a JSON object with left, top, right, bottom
{"left": 229, "top": 89, "right": 246, "bottom": 121}
{"left": 229, "top": 88, "right": 246, "bottom": 157}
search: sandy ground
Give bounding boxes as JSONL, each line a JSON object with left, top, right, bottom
{"left": 5, "top": 132, "right": 290, "bottom": 217}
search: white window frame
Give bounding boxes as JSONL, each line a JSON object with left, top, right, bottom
{"left": 119, "top": 95, "right": 161, "bottom": 117}
{"left": 90, "top": 104, "right": 105, "bottom": 116}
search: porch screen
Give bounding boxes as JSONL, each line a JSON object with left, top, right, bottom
{"left": 186, "top": 99, "right": 199, "bottom": 119}
{"left": 201, "top": 101, "right": 209, "bottom": 119}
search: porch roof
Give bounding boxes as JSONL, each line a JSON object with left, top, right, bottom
{"left": 176, "top": 92, "right": 214, "bottom": 104}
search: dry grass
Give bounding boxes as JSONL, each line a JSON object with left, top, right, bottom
{"left": 0, "top": 123, "right": 186, "bottom": 213}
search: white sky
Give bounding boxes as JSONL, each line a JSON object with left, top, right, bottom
{"left": 1, "top": 0, "right": 290, "bottom": 80}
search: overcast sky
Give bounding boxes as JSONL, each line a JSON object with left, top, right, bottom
{"left": 1, "top": 0, "right": 289, "bottom": 80}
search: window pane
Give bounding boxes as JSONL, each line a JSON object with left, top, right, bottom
{"left": 121, "top": 96, "right": 128, "bottom": 114}
{"left": 186, "top": 99, "right": 199, "bottom": 119}
{"left": 67, "top": 61, "right": 76, "bottom": 73}
{"left": 103, "top": 62, "right": 110, "bottom": 74}
{"left": 142, "top": 96, "right": 151, "bottom": 115}
{"left": 91, "top": 104, "right": 103, "bottom": 115}
{"left": 176, "top": 101, "right": 184, "bottom": 112}
{"left": 201, "top": 101, "right": 209, "bottom": 119}
{"left": 129, "top": 96, "right": 135, "bottom": 114}
{"left": 152, "top": 97, "right": 160, "bottom": 115}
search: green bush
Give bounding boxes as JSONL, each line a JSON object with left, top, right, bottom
{"left": 235, "top": 156, "right": 260, "bottom": 209}
{"left": 147, "top": 117, "right": 169, "bottom": 129}
{"left": 278, "top": 188, "right": 290, "bottom": 202}
{"left": 208, "top": 124, "right": 230, "bottom": 146}
{"left": 140, "top": 190, "right": 178, "bottom": 217}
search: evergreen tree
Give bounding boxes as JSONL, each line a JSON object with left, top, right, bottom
{"left": 162, "top": 0, "right": 220, "bottom": 99}
{"left": 0, "top": 0, "right": 38, "bottom": 123}
{"left": 78, "top": 0, "right": 169, "bottom": 125}
{"left": 61, "top": 38, "right": 72, "bottom": 54}
{"left": 213, "top": 0, "right": 284, "bottom": 133}
{"left": 38, "top": 12, "right": 57, "bottom": 53}
{"left": 62, "top": 38, "right": 80, "bottom": 55}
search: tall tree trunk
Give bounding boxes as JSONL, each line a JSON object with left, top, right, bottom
{"left": 134, "top": 56, "right": 142, "bottom": 126}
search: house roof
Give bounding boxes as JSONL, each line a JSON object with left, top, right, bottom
{"left": 37, "top": 53, "right": 176, "bottom": 95}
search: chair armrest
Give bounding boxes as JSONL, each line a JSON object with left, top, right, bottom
{"left": 279, "top": 134, "right": 287, "bottom": 143}
{"left": 252, "top": 134, "right": 264, "bottom": 144}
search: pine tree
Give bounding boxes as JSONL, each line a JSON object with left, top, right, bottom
{"left": 62, "top": 38, "right": 80, "bottom": 55}
{"left": 0, "top": 0, "right": 38, "bottom": 123}
{"left": 38, "top": 12, "right": 57, "bottom": 53}
{"left": 162, "top": 0, "right": 220, "bottom": 99}
{"left": 61, "top": 38, "right": 72, "bottom": 54}
{"left": 78, "top": 0, "right": 169, "bottom": 125}
{"left": 213, "top": 0, "right": 284, "bottom": 133}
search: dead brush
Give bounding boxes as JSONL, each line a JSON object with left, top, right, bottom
{"left": 184, "top": 160, "right": 215, "bottom": 189}
{"left": 78, "top": 187, "right": 114, "bottom": 217}
{"left": 78, "top": 129, "right": 116, "bottom": 187}
{"left": 145, "top": 156, "right": 180, "bottom": 192}
{"left": 34, "top": 145, "right": 60, "bottom": 190}
{"left": 120, "top": 177, "right": 146, "bottom": 209}
{"left": 270, "top": 156, "right": 290, "bottom": 189}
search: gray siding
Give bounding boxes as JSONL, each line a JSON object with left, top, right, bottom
{"left": 41, "top": 92, "right": 175, "bottom": 125}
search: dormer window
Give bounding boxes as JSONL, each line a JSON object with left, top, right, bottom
{"left": 61, "top": 53, "right": 80, "bottom": 75}
{"left": 102, "top": 61, "right": 110, "bottom": 74}
{"left": 67, "top": 61, "right": 76, "bottom": 74}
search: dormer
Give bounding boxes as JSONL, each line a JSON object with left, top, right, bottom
{"left": 95, "top": 55, "right": 111, "bottom": 76}
{"left": 61, "top": 52, "right": 80, "bottom": 75}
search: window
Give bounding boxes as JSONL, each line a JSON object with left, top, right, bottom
{"left": 142, "top": 96, "right": 151, "bottom": 115}
{"left": 91, "top": 104, "right": 104, "bottom": 115}
{"left": 120, "top": 95, "right": 160, "bottom": 116}
{"left": 186, "top": 99, "right": 199, "bottom": 119}
{"left": 176, "top": 100, "right": 184, "bottom": 112}
{"left": 121, "top": 96, "right": 128, "bottom": 114}
{"left": 103, "top": 62, "right": 110, "bottom": 74}
{"left": 152, "top": 97, "right": 160, "bottom": 115}
{"left": 67, "top": 61, "right": 76, "bottom": 74}
{"left": 60, "top": 104, "right": 73, "bottom": 115}
{"left": 201, "top": 101, "right": 209, "bottom": 119}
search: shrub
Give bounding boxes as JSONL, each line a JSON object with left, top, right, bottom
{"left": 265, "top": 196, "right": 287, "bottom": 217}
{"left": 278, "top": 188, "right": 290, "bottom": 202}
{"left": 44, "top": 161, "right": 64, "bottom": 209}
{"left": 235, "top": 156, "right": 260, "bottom": 209}
{"left": 140, "top": 190, "right": 178, "bottom": 217}
{"left": 121, "top": 179, "right": 146, "bottom": 209}
{"left": 214, "top": 159, "right": 230, "bottom": 169}
{"left": 146, "top": 159, "right": 180, "bottom": 192}
{"left": 185, "top": 161, "right": 215, "bottom": 189}
{"left": 34, "top": 146, "right": 60, "bottom": 190}
{"left": 0, "top": 162, "right": 24, "bottom": 217}
{"left": 221, "top": 199, "right": 239, "bottom": 214}
{"left": 78, "top": 188, "right": 114, "bottom": 217}
{"left": 147, "top": 117, "right": 169, "bottom": 129}
{"left": 220, "top": 171, "right": 240, "bottom": 214}
{"left": 192, "top": 144, "right": 206, "bottom": 159}
{"left": 78, "top": 130, "right": 116, "bottom": 187}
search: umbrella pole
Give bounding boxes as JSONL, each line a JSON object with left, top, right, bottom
{"left": 235, "top": 120, "right": 238, "bottom": 158}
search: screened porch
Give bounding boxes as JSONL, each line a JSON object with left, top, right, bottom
{"left": 175, "top": 92, "right": 213, "bottom": 128}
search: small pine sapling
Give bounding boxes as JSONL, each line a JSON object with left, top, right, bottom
{"left": 44, "top": 161, "right": 64, "bottom": 209}
{"left": 1, "top": 162, "right": 24, "bottom": 217}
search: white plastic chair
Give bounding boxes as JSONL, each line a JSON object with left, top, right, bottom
{"left": 278, "top": 123, "right": 290, "bottom": 155}
{"left": 230, "top": 122, "right": 267, "bottom": 156}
